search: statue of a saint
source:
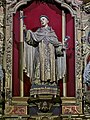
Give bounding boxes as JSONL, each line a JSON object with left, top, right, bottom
{"left": 24, "top": 15, "right": 66, "bottom": 85}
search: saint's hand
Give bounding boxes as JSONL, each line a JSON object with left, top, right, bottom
{"left": 23, "top": 24, "right": 27, "bottom": 31}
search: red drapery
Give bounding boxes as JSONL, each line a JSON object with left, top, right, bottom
{"left": 13, "top": 1, "right": 75, "bottom": 97}
{"left": 13, "top": 12, "right": 20, "bottom": 96}
{"left": 87, "top": 55, "right": 90, "bottom": 63}
{"left": 66, "top": 13, "right": 75, "bottom": 97}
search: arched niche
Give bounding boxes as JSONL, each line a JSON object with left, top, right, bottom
{"left": 6, "top": 0, "right": 79, "bottom": 99}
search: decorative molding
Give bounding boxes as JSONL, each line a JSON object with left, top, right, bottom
{"left": 61, "top": 97, "right": 82, "bottom": 115}
{"left": 6, "top": 0, "right": 83, "bottom": 9}
{"left": 65, "top": 0, "right": 83, "bottom": 7}
{"left": 0, "top": 5, "right": 4, "bottom": 65}
{"left": 7, "top": 0, "right": 78, "bottom": 16}
{"left": 6, "top": 0, "right": 17, "bottom": 8}
{"left": 30, "top": 116, "right": 60, "bottom": 120}
{"left": 5, "top": 105, "right": 27, "bottom": 115}
{"left": 7, "top": 14, "right": 12, "bottom": 24}
{"left": 61, "top": 2, "right": 77, "bottom": 17}
{"left": 30, "top": 87, "right": 59, "bottom": 96}
{"left": 75, "top": 13, "right": 82, "bottom": 103}
{"left": 62, "top": 105, "right": 81, "bottom": 114}
{"left": 83, "top": 91, "right": 90, "bottom": 114}
{"left": 81, "top": 12, "right": 90, "bottom": 62}
{"left": 83, "top": 2, "right": 90, "bottom": 14}
{"left": 75, "top": 39, "right": 82, "bottom": 85}
{"left": 6, "top": 0, "right": 16, "bottom": 4}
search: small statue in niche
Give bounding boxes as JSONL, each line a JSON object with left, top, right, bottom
{"left": 24, "top": 15, "right": 66, "bottom": 85}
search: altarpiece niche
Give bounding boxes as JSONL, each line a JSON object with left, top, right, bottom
{"left": 4, "top": 0, "right": 83, "bottom": 118}
{"left": 22, "top": 2, "right": 68, "bottom": 115}
{"left": 12, "top": 1, "right": 75, "bottom": 98}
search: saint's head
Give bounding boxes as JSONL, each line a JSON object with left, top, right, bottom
{"left": 40, "top": 15, "right": 49, "bottom": 27}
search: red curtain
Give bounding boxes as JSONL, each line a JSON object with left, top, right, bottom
{"left": 87, "top": 55, "right": 90, "bottom": 63}
{"left": 66, "top": 13, "right": 75, "bottom": 97}
{"left": 13, "top": 12, "right": 20, "bottom": 96}
{"left": 23, "top": 2, "right": 62, "bottom": 40}
{"left": 13, "top": 1, "right": 75, "bottom": 97}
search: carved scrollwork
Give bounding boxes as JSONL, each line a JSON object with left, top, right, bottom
{"left": 6, "top": 0, "right": 16, "bottom": 3}
{"left": 6, "top": 0, "right": 17, "bottom": 7}
{"left": 0, "top": 32, "right": 4, "bottom": 64}
{"left": 75, "top": 19, "right": 81, "bottom": 28}
{"left": 39, "top": 101, "right": 50, "bottom": 112}
{"left": 83, "top": 3, "right": 90, "bottom": 14}
{"left": 83, "top": 91, "right": 90, "bottom": 114}
{"left": 0, "top": 5, "right": 4, "bottom": 65}
{"left": 65, "top": 0, "right": 82, "bottom": 8}
{"left": 75, "top": 38, "right": 83, "bottom": 103}
{"left": 6, "top": 38, "right": 12, "bottom": 74}
{"left": 7, "top": 14, "right": 12, "bottom": 24}
{"left": 75, "top": 40, "right": 82, "bottom": 77}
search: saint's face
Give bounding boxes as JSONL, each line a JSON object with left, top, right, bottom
{"left": 40, "top": 17, "right": 49, "bottom": 27}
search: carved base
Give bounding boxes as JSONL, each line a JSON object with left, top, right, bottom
{"left": 61, "top": 97, "right": 82, "bottom": 115}
{"left": 5, "top": 97, "right": 28, "bottom": 115}
{"left": 30, "top": 84, "right": 60, "bottom": 96}
{"left": 28, "top": 116, "right": 61, "bottom": 120}
{"left": 28, "top": 94, "right": 61, "bottom": 117}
